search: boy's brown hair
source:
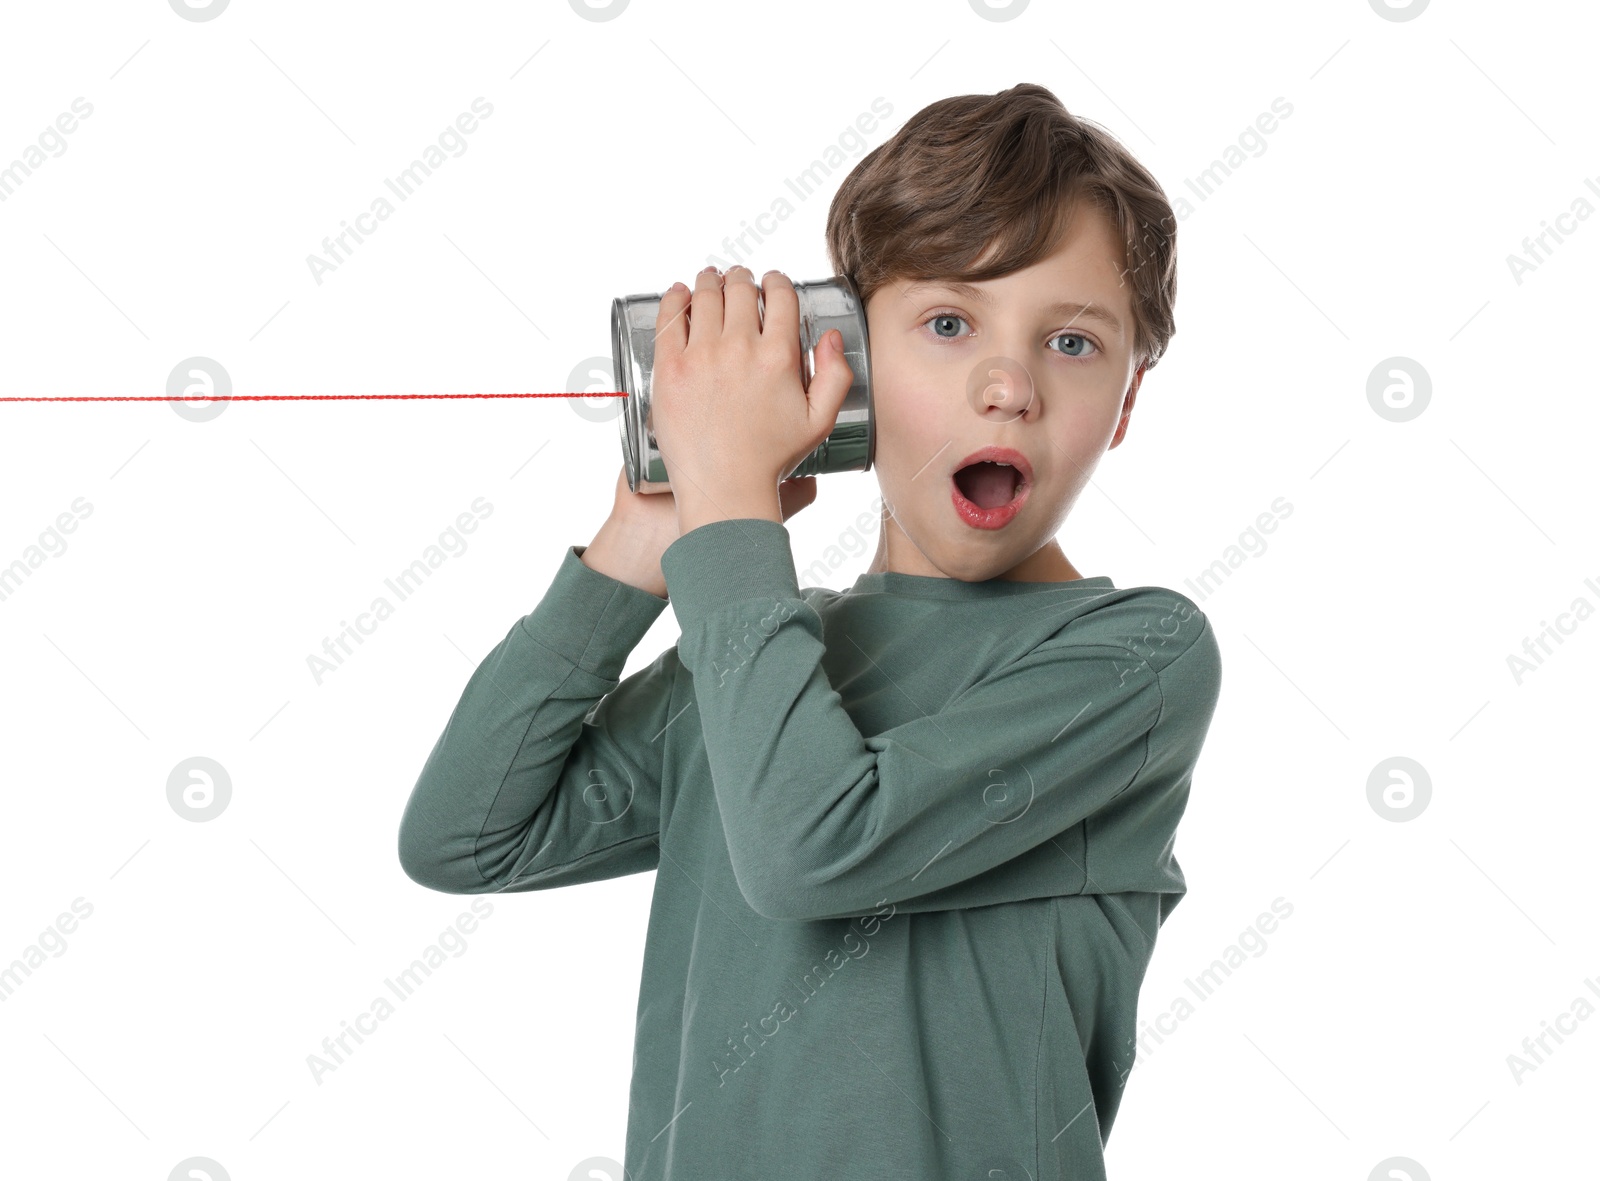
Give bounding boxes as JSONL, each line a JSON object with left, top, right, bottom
{"left": 825, "top": 82, "right": 1178, "bottom": 371}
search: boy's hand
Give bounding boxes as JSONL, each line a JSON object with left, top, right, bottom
{"left": 649, "top": 266, "right": 854, "bottom": 534}
{"left": 581, "top": 464, "right": 819, "bottom": 598}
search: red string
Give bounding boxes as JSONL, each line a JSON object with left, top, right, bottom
{"left": 0, "top": 392, "right": 626, "bottom": 402}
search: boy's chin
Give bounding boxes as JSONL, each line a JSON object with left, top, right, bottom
{"left": 919, "top": 537, "right": 1031, "bottom": 583}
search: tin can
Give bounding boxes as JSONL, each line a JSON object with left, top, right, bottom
{"left": 611, "top": 274, "right": 875, "bottom": 493}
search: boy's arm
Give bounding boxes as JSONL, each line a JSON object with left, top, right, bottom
{"left": 397, "top": 543, "right": 676, "bottom": 894}
{"left": 659, "top": 518, "right": 1221, "bottom": 923}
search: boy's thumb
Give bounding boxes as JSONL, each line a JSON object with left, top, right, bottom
{"left": 807, "top": 329, "right": 856, "bottom": 436}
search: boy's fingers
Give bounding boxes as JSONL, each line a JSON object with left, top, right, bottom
{"left": 777, "top": 475, "right": 817, "bottom": 520}
{"left": 722, "top": 265, "right": 762, "bottom": 339}
{"left": 758, "top": 270, "right": 800, "bottom": 358}
{"left": 654, "top": 282, "right": 691, "bottom": 356}
{"left": 807, "top": 330, "right": 856, "bottom": 439}
{"left": 687, "top": 266, "right": 725, "bottom": 347}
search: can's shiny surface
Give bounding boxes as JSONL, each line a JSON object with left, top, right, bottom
{"left": 611, "top": 275, "right": 875, "bottom": 492}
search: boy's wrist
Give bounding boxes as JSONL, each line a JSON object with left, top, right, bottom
{"left": 660, "top": 517, "right": 800, "bottom": 636}
{"left": 580, "top": 521, "right": 669, "bottom": 599}
{"left": 675, "top": 485, "right": 783, "bottom": 535}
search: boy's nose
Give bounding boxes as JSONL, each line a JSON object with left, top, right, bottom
{"left": 966, "top": 356, "right": 1036, "bottom": 423}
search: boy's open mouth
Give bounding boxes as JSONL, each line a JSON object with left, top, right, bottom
{"left": 952, "top": 460, "right": 1027, "bottom": 510}
{"left": 949, "top": 447, "right": 1033, "bottom": 530}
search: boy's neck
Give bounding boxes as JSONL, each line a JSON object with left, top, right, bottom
{"left": 998, "top": 541, "right": 1087, "bottom": 583}
{"left": 866, "top": 526, "right": 1088, "bottom": 583}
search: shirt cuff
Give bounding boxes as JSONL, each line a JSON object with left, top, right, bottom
{"left": 518, "top": 544, "right": 672, "bottom": 678}
{"left": 660, "top": 518, "right": 802, "bottom": 635}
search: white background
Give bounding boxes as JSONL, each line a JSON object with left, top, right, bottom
{"left": 1, "top": 1, "right": 1596, "bottom": 1178}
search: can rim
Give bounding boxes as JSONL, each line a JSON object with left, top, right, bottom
{"left": 611, "top": 297, "right": 641, "bottom": 492}
{"left": 838, "top": 273, "right": 877, "bottom": 472}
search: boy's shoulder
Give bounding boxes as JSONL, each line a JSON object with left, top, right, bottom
{"left": 1043, "top": 581, "right": 1217, "bottom": 682}
{"left": 805, "top": 575, "right": 1215, "bottom": 679}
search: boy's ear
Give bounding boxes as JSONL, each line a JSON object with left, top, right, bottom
{"left": 1108, "top": 363, "right": 1144, "bottom": 450}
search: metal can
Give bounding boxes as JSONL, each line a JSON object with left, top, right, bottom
{"left": 611, "top": 274, "right": 875, "bottom": 492}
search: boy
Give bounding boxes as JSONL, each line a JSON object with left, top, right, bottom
{"left": 398, "top": 82, "right": 1221, "bottom": 1181}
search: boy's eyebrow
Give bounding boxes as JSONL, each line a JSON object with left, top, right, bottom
{"left": 903, "top": 280, "right": 1125, "bottom": 336}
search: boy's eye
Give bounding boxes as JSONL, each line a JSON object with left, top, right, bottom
{"left": 1050, "top": 333, "right": 1097, "bottom": 359}
{"left": 921, "top": 311, "right": 1099, "bottom": 360}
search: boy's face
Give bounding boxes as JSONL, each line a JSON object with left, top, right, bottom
{"left": 862, "top": 201, "right": 1144, "bottom": 582}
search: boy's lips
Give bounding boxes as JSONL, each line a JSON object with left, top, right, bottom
{"left": 949, "top": 446, "right": 1033, "bottom": 530}
{"left": 950, "top": 445, "right": 1034, "bottom": 486}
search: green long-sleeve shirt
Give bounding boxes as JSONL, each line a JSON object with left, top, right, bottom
{"left": 398, "top": 517, "right": 1221, "bottom": 1181}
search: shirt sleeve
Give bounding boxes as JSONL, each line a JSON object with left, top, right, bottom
{"left": 397, "top": 543, "right": 676, "bottom": 894}
{"left": 658, "top": 517, "right": 1220, "bottom": 923}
